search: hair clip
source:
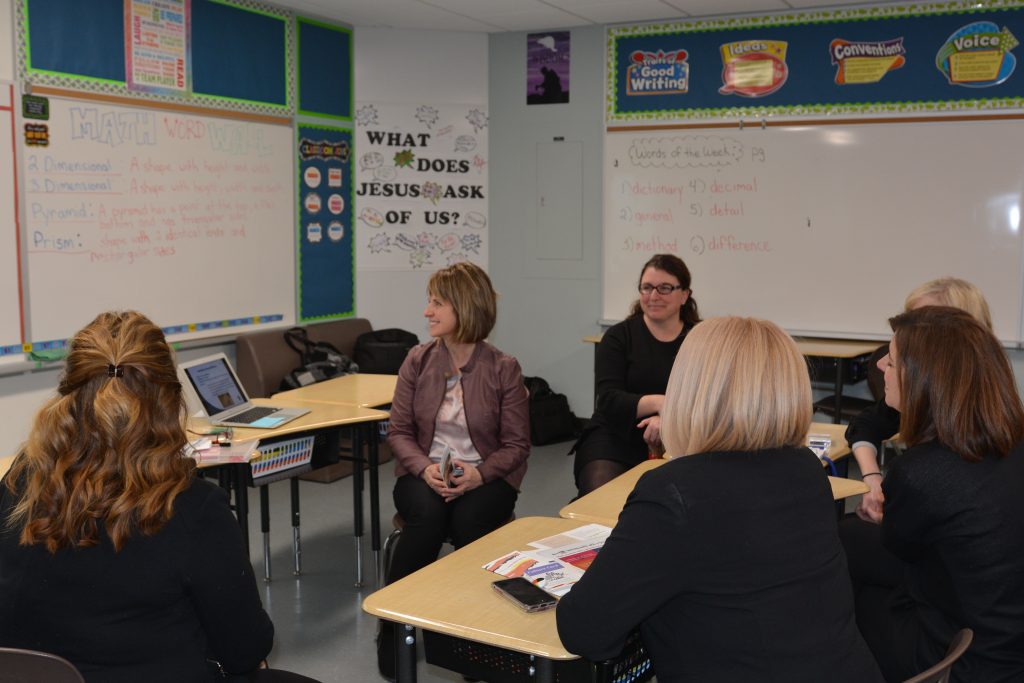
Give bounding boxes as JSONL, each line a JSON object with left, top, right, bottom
{"left": 107, "top": 364, "right": 124, "bottom": 378}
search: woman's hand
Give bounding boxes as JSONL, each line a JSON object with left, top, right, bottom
{"left": 442, "top": 461, "right": 483, "bottom": 502}
{"left": 421, "top": 463, "right": 447, "bottom": 497}
{"left": 637, "top": 415, "right": 662, "bottom": 450}
{"left": 856, "top": 477, "right": 885, "bottom": 524}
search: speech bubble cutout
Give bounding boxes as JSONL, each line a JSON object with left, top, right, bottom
{"left": 359, "top": 207, "right": 385, "bottom": 227}
{"left": 438, "top": 233, "right": 458, "bottom": 251}
{"left": 463, "top": 211, "right": 487, "bottom": 229}
{"left": 454, "top": 135, "right": 476, "bottom": 152}
{"left": 360, "top": 151, "right": 384, "bottom": 171}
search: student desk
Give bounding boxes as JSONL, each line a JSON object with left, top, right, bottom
{"left": 273, "top": 373, "right": 398, "bottom": 580}
{"left": 0, "top": 454, "right": 13, "bottom": 480}
{"left": 192, "top": 397, "right": 389, "bottom": 585}
{"left": 364, "top": 516, "right": 612, "bottom": 683}
{"left": 560, "top": 424, "right": 864, "bottom": 527}
{"left": 796, "top": 339, "right": 881, "bottom": 424}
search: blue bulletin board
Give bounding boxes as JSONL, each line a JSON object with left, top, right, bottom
{"left": 608, "top": 0, "right": 1024, "bottom": 123}
{"left": 297, "top": 125, "right": 355, "bottom": 321}
{"left": 297, "top": 17, "right": 353, "bottom": 120}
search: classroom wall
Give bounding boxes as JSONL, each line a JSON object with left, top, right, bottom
{"left": 353, "top": 27, "right": 488, "bottom": 340}
{"left": 487, "top": 26, "right": 604, "bottom": 415}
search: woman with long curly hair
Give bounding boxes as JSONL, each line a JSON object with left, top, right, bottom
{"left": 0, "top": 311, "right": 316, "bottom": 683}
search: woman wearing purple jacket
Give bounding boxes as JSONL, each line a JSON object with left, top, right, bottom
{"left": 378, "top": 261, "right": 530, "bottom": 678}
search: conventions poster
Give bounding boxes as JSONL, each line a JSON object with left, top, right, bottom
{"left": 354, "top": 103, "right": 489, "bottom": 271}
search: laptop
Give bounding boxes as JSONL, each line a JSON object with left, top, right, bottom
{"left": 178, "top": 353, "right": 310, "bottom": 428}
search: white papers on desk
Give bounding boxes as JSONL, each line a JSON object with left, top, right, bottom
{"left": 188, "top": 440, "right": 259, "bottom": 465}
{"left": 482, "top": 524, "right": 611, "bottom": 597}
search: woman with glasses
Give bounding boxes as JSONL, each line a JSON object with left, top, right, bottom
{"left": 570, "top": 254, "right": 701, "bottom": 497}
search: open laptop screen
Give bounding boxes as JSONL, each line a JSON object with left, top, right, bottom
{"left": 181, "top": 357, "right": 247, "bottom": 416}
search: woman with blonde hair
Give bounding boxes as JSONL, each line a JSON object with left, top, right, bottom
{"left": 557, "top": 317, "right": 882, "bottom": 682}
{"left": 846, "top": 277, "right": 992, "bottom": 523}
{"left": 0, "top": 311, "right": 316, "bottom": 683}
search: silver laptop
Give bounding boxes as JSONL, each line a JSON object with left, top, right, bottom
{"left": 178, "top": 353, "right": 309, "bottom": 428}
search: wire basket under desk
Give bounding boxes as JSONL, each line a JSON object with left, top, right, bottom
{"left": 423, "top": 629, "right": 653, "bottom": 683}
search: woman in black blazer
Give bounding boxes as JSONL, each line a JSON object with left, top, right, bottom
{"left": 842, "top": 306, "right": 1024, "bottom": 682}
{"left": 557, "top": 317, "right": 882, "bottom": 683}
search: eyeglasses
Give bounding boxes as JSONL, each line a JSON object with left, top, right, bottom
{"left": 639, "top": 283, "right": 684, "bottom": 296}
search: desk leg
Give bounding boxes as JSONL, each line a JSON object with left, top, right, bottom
{"left": 396, "top": 623, "right": 417, "bottom": 683}
{"left": 368, "top": 421, "right": 382, "bottom": 585}
{"left": 291, "top": 477, "right": 301, "bottom": 576}
{"left": 260, "top": 486, "right": 271, "bottom": 582}
{"left": 235, "top": 464, "right": 250, "bottom": 555}
{"left": 833, "top": 358, "right": 844, "bottom": 424}
{"left": 532, "top": 656, "right": 554, "bottom": 683}
{"left": 352, "top": 425, "right": 365, "bottom": 587}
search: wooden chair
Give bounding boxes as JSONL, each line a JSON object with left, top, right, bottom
{"left": 903, "top": 628, "right": 974, "bottom": 683}
{"left": 0, "top": 647, "right": 85, "bottom": 683}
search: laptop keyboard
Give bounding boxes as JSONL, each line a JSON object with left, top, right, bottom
{"left": 229, "top": 406, "right": 278, "bottom": 423}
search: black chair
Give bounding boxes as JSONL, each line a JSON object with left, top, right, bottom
{"left": 0, "top": 647, "right": 85, "bottom": 683}
{"left": 903, "top": 628, "right": 974, "bottom": 683}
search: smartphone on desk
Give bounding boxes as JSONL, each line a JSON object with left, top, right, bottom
{"left": 492, "top": 577, "right": 557, "bottom": 613}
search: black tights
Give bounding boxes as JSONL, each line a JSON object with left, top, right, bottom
{"left": 575, "top": 459, "right": 631, "bottom": 498}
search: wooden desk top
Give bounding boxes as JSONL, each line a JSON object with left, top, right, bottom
{"left": 273, "top": 373, "right": 397, "bottom": 408}
{"left": 582, "top": 334, "right": 602, "bottom": 345}
{"left": 794, "top": 338, "right": 881, "bottom": 359}
{"left": 189, "top": 398, "right": 389, "bottom": 444}
{"left": 559, "top": 424, "right": 863, "bottom": 527}
{"left": 364, "top": 516, "right": 584, "bottom": 660}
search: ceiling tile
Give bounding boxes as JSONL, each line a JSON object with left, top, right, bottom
{"left": 545, "top": 0, "right": 688, "bottom": 24}
{"left": 662, "top": 0, "right": 790, "bottom": 17}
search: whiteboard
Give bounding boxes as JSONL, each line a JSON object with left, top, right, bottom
{"left": 604, "top": 120, "right": 1024, "bottom": 343}
{"left": 22, "top": 96, "right": 296, "bottom": 343}
{"left": 0, "top": 82, "right": 22, "bottom": 351}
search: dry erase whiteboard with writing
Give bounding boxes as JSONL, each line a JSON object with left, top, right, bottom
{"left": 22, "top": 96, "right": 296, "bottom": 343}
{"left": 603, "top": 119, "right": 1024, "bottom": 343}
{"left": 0, "top": 82, "right": 22, "bottom": 352}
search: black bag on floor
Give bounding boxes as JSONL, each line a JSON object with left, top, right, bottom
{"left": 524, "top": 376, "right": 579, "bottom": 446}
{"left": 354, "top": 328, "right": 419, "bottom": 374}
{"left": 279, "top": 327, "right": 358, "bottom": 391}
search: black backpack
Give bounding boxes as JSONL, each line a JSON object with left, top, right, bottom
{"left": 523, "top": 376, "right": 580, "bottom": 446}
{"left": 279, "top": 327, "right": 358, "bottom": 391}
{"left": 354, "top": 328, "right": 419, "bottom": 374}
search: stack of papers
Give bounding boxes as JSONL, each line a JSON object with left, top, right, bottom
{"left": 186, "top": 440, "right": 259, "bottom": 465}
{"left": 482, "top": 524, "right": 611, "bottom": 597}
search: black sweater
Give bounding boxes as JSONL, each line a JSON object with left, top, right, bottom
{"left": 0, "top": 474, "right": 273, "bottom": 683}
{"left": 557, "top": 447, "right": 883, "bottom": 683}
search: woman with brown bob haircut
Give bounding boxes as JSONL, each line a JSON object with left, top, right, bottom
{"left": 842, "top": 306, "right": 1024, "bottom": 682}
{"left": 0, "top": 311, "right": 318, "bottom": 683}
{"left": 379, "top": 262, "right": 530, "bottom": 678}
{"left": 558, "top": 318, "right": 882, "bottom": 682}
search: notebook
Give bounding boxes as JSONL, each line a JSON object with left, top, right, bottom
{"left": 178, "top": 353, "right": 309, "bottom": 428}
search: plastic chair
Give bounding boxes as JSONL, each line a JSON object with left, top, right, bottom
{"left": 903, "top": 628, "right": 974, "bottom": 683}
{"left": 0, "top": 647, "right": 85, "bottom": 683}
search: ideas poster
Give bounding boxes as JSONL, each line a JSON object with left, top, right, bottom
{"left": 354, "top": 103, "right": 488, "bottom": 270}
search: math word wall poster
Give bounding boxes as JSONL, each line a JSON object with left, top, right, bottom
{"left": 354, "top": 102, "right": 488, "bottom": 271}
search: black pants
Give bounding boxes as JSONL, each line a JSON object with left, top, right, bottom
{"left": 387, "top": 474, "right": 518, "bottom": 584}
{"left": 839, "top": 515, "right": 926, "bottom": 682}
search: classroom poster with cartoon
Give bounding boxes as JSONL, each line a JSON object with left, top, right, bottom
{"left": 354, "top": 103, "right": 489, "bottom": 271}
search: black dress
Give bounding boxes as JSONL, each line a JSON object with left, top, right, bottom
{"left": 848, "top": 440, "right": 1024, "bottom": 682}
{"left": 572, "top": 316, "right": 688, "bottom": 481}
{"left": 0, "top": 474, "right": 274, "bottom": 683}
{"left": 556, "top": 447, "right": 884, "bottom": 683}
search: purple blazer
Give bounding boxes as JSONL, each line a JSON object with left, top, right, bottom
{"left": 387, "top": 340, "right": 530, "bottom": 490}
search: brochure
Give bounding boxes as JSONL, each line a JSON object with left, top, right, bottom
{"left": 482, "top": 524, "right": 611, "bottom": 597}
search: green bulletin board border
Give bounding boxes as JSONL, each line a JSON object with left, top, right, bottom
{"left": 296, "top": 122, "right": 356, "bottom": 322}
{"left": 296, "top": 17, "right": 354, "bottom": 123}
{"left": 606, "top": 0, "right": 1024, "bottom": 124}
{"left": 17, "top": 0, "right": 295, "bottom": 118}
